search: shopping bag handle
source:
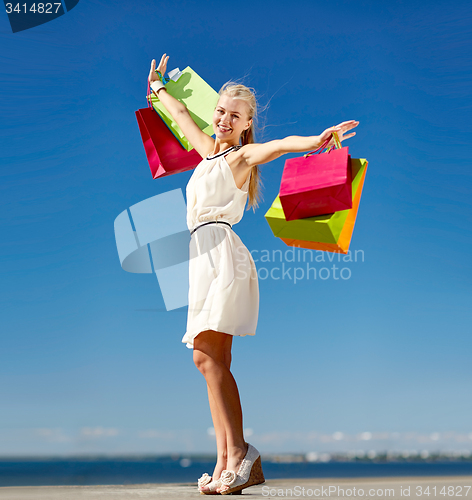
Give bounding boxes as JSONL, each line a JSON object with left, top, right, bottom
{"left": 147, "top": 79, "right": 152, "bottom": 109}
{"left": 146, "top": 75, "right": 164, "bottom": 108}
{"left": 304, "top": 130, "right": 341, "bottom": 158}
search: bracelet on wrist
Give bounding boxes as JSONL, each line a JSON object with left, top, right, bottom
{"left": 150, "top": 79, "right": 166, "bottom": 94}
{"left": 154, "top": 69, "right": 171, "bottom": 84}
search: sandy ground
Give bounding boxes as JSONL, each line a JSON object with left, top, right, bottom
{"left": 0, "top": 476, "right": 471, "bottom": 499}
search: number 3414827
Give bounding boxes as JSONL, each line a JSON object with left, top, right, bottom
{"left": 415, "top": 486, "right": 472, "bottom": 496}
{"left": 5, "top": 3, "right": 63, "bottom": 14}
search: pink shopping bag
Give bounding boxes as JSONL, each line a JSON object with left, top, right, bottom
{"left": 279, "top": 136, "right": 352, "bottom": 220}
{"left": 135, "top": 81, "right": 202, "bottom": 179}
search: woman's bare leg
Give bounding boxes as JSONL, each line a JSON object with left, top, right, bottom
{"left": 194, "top": 330, "right": 248, "bottom": 489}
{"left": 207, "top": 386, "right": 226, "bottom": 479}
{"left": 206, "top": 335, "right": 232, "bottom": 480}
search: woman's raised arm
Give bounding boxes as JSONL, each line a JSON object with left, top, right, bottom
{"left": 236, "top": 121, "right": 359, "bottom": 168}
{"left": 148, "top": 54, "right": 215, "bottom": 158}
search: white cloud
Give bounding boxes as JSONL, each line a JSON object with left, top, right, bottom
{"left": 80, "top": 427, "right": 120, "bottom": 438}
{"left": 137, "top": 430, "right": 176, "bottom": 440}
{"left": 33, "top": 428, "right": 71, "bottom": 443}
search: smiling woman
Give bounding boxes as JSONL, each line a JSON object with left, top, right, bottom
{"left": 148, "top": 53, "right": 359, "bottom": 495}
{"left": 213, "top": 83, "right": 262, "bottom": 201}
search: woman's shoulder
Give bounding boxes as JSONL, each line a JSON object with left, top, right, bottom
{"left": 225, "top": 144, "right": 260, "bottom": 172}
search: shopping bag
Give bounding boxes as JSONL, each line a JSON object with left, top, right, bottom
{"left": 265, "top": 158, "right": 367, "bottom": 252}
{"left": 135, "top": 101, "right": 202, "bottom": 179}
{"left": 279, "top": 135, "right": 352, "bottom": 220}
{"left": 280, "top": 159, "right": 368, "bottom": 254}
{"left": 149, "top": 66, "right": 219, "bottom": 151}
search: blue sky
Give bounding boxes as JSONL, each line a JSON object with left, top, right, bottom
{"left": 1, "top": 0, "right": 471, "bottom": 456}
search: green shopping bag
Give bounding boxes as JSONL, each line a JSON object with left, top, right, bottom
{"left": 265, "top": 159, "right": 367, "bottom": 244}
{"left": 149, "top": 67, "right": 219, "bottom": 152}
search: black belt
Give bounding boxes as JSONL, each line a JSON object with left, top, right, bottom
{"left": 190, "top": 220, "right": 232, "bottom": 236}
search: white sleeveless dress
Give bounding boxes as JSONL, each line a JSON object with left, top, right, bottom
{"left": 182, "top": 146, "right": 259, "bottom": 349}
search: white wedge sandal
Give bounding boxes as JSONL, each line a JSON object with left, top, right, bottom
{"left": 217, "top": 444, "right": 265, "bottom": 495}
{"left": 198, "top": 472, "right": 222, "bottom": 495}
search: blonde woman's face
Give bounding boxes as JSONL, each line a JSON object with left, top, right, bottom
{"left": 213, "top": 95, "right": 252, "bottom": 142}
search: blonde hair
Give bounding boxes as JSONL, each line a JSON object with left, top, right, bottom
{"left": 218, "top": 82, "right": 263, "bottom": 212}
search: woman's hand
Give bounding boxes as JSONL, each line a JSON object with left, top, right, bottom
{"left": 319, "top": 120, "right": 359, "bottom": 149}
{"left": 149, "top": 53, "right": 169, "bottom": 84}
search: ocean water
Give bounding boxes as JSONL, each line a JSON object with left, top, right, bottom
{"left": 0, "top": 459, "right": 471, "bottom": 487}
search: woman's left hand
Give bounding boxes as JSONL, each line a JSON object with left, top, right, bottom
{"left": 319, "top": 120, "right": 359, "bottom": 149}
{"left": 149, "top": 54, "right": 169, "bottom": 84}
